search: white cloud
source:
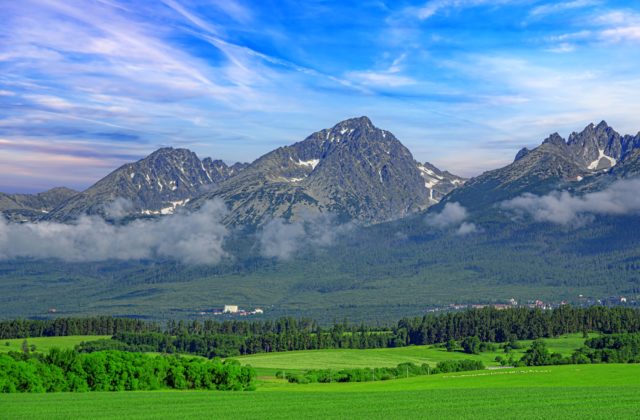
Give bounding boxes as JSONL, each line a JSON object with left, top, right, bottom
{"left": 258, "top": 212, "right": 354, "bottom": 260}
{"left": 24, "top": 95, "right": 75, "bottom": 110}
{"left": 600, "top": 26, "right": 640, "bottom": 43}
{"left": 544, "top": 10, "right": 640, "bottom": 46}
{"left": 413, "top": 0, "right": 512, "bottom": 21}
{"left": 0, "top": 200, "right": 229, "bottom": 264}
{"left": 426, "top": 202, "right": 478, "bottom": 235}
{"left": 346, "top": 71, "right": 415, "bottom": 88}
{"left": 501, "top": 178, "right": 640, "bottom": 226}
{"left": 529, "top": 0, "right": 600, "bottom": 18}
{"left": 456, "top": 221, "right": 478, "bottom": 235}
{"left": 545, "top": 43, "right": 576, "bottom": 53}
{"left": 346, "top": 53, "right": 415, "bottom": 88}
{"left": 426, "top": 202, "right": 468, "bottom": 228}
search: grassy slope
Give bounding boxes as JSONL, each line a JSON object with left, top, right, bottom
{"left": 0, "top": 336, "right": 110, "bottom": 354}
{"left": 2, "top": 365, "right": 639, "bottom": 419}
{"left": 234, "top": 334, "right": 591, "bottom": 375}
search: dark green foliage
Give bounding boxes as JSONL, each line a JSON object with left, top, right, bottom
{"left": 286, "top": 360, "right": 484, "bottom": 384}
{"left": 461, "top": 336, "right": 481, "bottom": 354}
{"left": 445, "top": 340, "right": 456, "bottom": 352}
{"left": 433, "top": 359, "right": 485, "bottom": 373}
{"left": 0, "top": 316, "right": 161, "bottom": 340}
{"left": 399, "top": 306, "right": 640, "bottom": 346}
{"left": 569, "top": 333, "right": 640, "bottom": 364}
{"left": 3, "top": 306, "right": 640, "bottom": 360}
{"left": 518, "top": 332, "right": 640, "bottom": 366}
{"left": 0, "top": 349, "right": 255, "bottom": 393}
{"left": 74, "top": 317, "right": 398, "bottom": 357}
{"left": 519, "top": 340, "right": 561, "bottom": 366}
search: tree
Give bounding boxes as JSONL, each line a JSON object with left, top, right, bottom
{"left": 445, "top": 340, "right": 456, "bottom": 352}
{"left": 520, "top": 339, "right": 552, "bottom": 366}
{"left": 461, "top": 336, "right": 481, "bottom": 354}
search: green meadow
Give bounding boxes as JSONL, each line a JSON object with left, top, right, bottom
{"left": 2, "top": 333, "right": 638, "bottom": 419}
{"left": 0, "top": 336, "right": 110, "bottom": 354}
{"left": 233, "top": 333, "right": 592, "bottom": 375}
{"left": 2, "top": 364, "right": 639, "bottom": 419}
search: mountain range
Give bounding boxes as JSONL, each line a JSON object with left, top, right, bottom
{"left": 3, "top": 117, "right": 464, "bottom": 225}
{"left": 6, "top": 117, "right": 636, "bottom": 226}
{"left": 1, "top": 117, "right": 640, "bottom": 322}
{"left": 443, "top": 120, "right": 640, "bottom": 211}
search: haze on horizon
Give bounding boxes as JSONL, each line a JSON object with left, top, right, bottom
{"left": 2, "top": 0, "right": 640, "bottom": 193}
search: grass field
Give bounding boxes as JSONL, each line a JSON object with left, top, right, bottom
{"left": 233, "top": 334, "right": 592, "bottom": 375}
{"left": 2, "top": 364, "right": 639, "bottom": 419}
{"left": 0, "top": 336, "right": 110, "bottom": 354}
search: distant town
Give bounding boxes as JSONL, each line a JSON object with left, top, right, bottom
{"left": 427, "top": 295, "right": 637, "bottom": 313}
{"left": 189, "top": 295, "right": 638, "bottom": 319}
{"left": 197, "top": 305, "right": 264, "bottom": 317}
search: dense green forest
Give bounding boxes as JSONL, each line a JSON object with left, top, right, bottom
{"left": 0, "top": 316, "right": 161, "bottom": 339}
{"left": 0, "top": 349, "right": 255, "bottom": 393}
{"left": 1, "top": 213, "right": 639, "bottom": 323}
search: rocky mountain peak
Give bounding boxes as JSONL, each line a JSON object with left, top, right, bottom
{"left": 315, "top": 116, "right": 388, "bottom": 148}
{"left": 337, "top": 116, "right": 373, "bottom": 129}
{"left": 189, "top": 117, "right": 463, "bottom": 225}
{"left": 567, "top": 122, "right": 623, "bottom": 170}
{"left": 44, "top": 147, "right": 247, "bottom": 221}
{"left": 542, "top": 133, "right": 566, "bottom": 147}
{"left": 514, "top": 147, "right": 531, "bottom": 161}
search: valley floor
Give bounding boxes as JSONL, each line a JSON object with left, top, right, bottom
{"left": 2, "top": 364, "right": 639, "bottom": 419}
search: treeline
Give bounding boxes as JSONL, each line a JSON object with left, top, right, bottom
{"left": 570, "top": 333, "right": 640, "bottom": 364}
{"left": 514, "top": 333, "right": 640, "bottom": 367}
{"left": 0, "top": 316, "right": 161, "bottom": 339}
{"left": 283, "top": 360, "right": 485, "bottom": 384}
{"left": 399, "top": 305, "right": 640, "bottom": 345}
{"left": 77, "top": 329, "right": 396, "bottom": 358}
{"left": 0, "top": 349, "right": 255, "bottom": 393}
{"left": 3, "top": 306, "right": 640, "bottom": 358}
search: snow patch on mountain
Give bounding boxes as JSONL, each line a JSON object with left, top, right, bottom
{"left": 588, "top": 149, "right": 617, "bottom": 171}
{"left": 296, "top": 158, "right": 320, "bottom": 169}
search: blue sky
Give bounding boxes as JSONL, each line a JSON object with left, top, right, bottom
{"left": 2, "top": 0, "right": 640, "bottom": 192}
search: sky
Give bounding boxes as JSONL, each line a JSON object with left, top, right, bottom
{"left": 2, "top": 0, "right": 640, "bottom": 193}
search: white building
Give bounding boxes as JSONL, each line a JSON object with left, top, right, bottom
{"left": 223, "top": 305, "right": 239, "bottom": 313}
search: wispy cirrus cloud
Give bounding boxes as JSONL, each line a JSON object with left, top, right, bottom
{"left": 346, "top": 54, "right": 415, "bottom": 88}
{"left": 407, "top": 0, "right": 519, "bottom": 21}
{"left": 529, "top": 0, "right": 601, "bottom": 18}
{"left": 2, "top": 0, "right": 640, "bottom": 190}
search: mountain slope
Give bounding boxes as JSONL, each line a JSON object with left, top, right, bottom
{"left": 190, "top": 117, "right": 464, "bottom": 225}
{"left": 46, "top": 148, "right": 245, "bottom": 221}
{"left": 0, "top": 187, "right": 78, "bottom": 222}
